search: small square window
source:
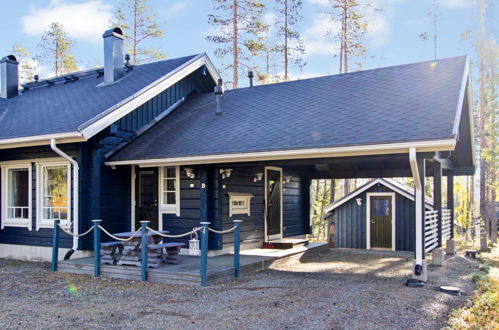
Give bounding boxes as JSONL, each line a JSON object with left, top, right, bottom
{"left": 227, "top": 192, "right": 253, "bottom": 217}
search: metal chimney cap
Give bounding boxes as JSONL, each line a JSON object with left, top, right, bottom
{"left": 0, "top": 55, "right": 18, "bottom": 64}
{"left": 103, "top": 27, "right": 124, "bottom": 39}
{"left": 214, "top": 85, "right": 223, "bottom": 95}
{"left": 248, "top": 71, "right": 254, "bottom": 78}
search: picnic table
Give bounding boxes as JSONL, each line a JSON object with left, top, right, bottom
{"left": 113, "top": 230, "right": 170, "bottom": 268}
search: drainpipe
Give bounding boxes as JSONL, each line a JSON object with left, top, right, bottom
{"left": 50, "top": 139, "right": 79, "bottom": 258}
{"left": 409, "top": 147, "right": 423, "bottom": 273}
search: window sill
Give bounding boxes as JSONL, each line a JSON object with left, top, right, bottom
{"left": 37, "top": 221, "right": 69, "bottom": 230}
{"left": 1, "top": 220, "right": 31, "bottom": 230}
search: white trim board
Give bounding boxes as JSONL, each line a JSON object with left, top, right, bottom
{"left": 264, "top": 166, "right": 283, "bottom": 241}
{"left": 366, "top": 192, "right": 396, "bottom": 251}
{"left": 1, "top": 162, "right": 32, "bottom": 230}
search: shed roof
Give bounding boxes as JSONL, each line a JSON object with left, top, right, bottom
{"left": 323, "top": 178, "right": 434, "bottom": 216}
{"left": 0, "top": 54, "right": 215, "bottom": 144}
{"left": 108, "top": 56, "right": 471, "bottom": 165}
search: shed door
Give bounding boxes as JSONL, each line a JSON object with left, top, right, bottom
{"left": 265, "top": 168, "right": 282, "bottom": 241}
{"left": 370, "top": 196, "right": 392, "bottom": 248}
{"left": 135, "top": 168, "right": 158, "bottom": 230}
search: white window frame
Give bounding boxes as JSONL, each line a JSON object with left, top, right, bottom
{"left": 1, "top": 162, "right": 32, "bottom": 230}
{"left": 36, "top": 161, "right": 71, "bottom": 230}
{"left": 228, "top": 192, "right": 253, "bottom": 217}
{"left": 159, "top": 166, "right": 180, "bottom": 216}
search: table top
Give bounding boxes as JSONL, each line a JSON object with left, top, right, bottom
{"left": 113, "top": 230, "right": 170, "bottom": 238}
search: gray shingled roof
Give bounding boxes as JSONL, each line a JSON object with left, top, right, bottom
{"left": 0, "top": 54, "right": 198, "bottom": 140}
{"left": 109, "top": 56, "right": 468, "bottom": 162}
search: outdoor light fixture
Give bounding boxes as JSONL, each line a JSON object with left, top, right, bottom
{"left": 219, "top": 168, "right": 233, "bottom": 179}
{"left": 184, "top": 168, "right": 195, "bottom": 179}
{"left": 284, "top": 176, "right": 292, "bottom": 184}
{"left": 253, "top": 173, "right": 263, "bottom": 182}
{"left": 356, "top": 198, "right": 362, "bottom": 206}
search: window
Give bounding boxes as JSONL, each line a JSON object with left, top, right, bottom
{"left": 159, "top": 166, "right": 179, "bottom": 215}
{"left": 37, "top": 162, "right": 71, "bottom": 229}
{"left": 1, "top": 163, "right": 32, "bottom": 229}
{"left": 227, "top": 192, "right": 253, "bottom": 217}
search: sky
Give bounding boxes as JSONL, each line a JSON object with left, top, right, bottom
{"left": 0, "top": 0, "right": 497, "bottom": 87}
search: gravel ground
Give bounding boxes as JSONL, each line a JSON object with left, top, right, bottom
{"left": 0, "top": 248, "right": 478, "bottom": 329}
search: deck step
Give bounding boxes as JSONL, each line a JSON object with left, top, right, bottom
{"left": 263, "top": 239, "right": 308, "bottom": 250}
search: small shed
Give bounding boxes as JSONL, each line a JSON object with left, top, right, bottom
{"left": 324, "top": 179, "right": 433, "bottom": 252}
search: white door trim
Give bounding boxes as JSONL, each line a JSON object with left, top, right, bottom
{"left": 130, "top": 165, "right": 136, "bottom": 231}
{"left": 366, "top": 192, "right": 396, "bottom": 251}
{"left": 264, "top": 166, "right": 283, "bottom": 241}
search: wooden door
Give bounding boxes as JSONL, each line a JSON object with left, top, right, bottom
{"left": 135, "top": 168, "right": 159, "bottom": 230}
{"left": 266, "top": 168, "right": 282, "bottom": 240}
{"left": 370, "top": 196, "right": 392, "bottom": 248}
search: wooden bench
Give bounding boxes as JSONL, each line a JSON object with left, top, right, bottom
{"left": 149, "top": 243, "right": 185, "bottom": 265}
{"left": 100, "top": 241, "right": 123, "bottom": 265}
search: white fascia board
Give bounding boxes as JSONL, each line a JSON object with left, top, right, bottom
{"left": 452, "top": 57, "right": 470, "bottom": 137}
{"left": 0, "top": 132, "right": 85, "bottom": 150}
{"left": 105, "top": 139, "right": 457, "bottom": 167}
{"left": 323, "top": 179, "right": 382, "bottom": 213}
{"left": 79, "top": 54, "right": 217, "bottom": 140}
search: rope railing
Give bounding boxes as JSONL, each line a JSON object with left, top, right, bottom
{"left": 58, "top": 224, "right": 94, "bottom": 237}
{"left": 98, "top": 226, "right": 142, "bottom": 242}
{"left": 208, "top": 226, "right": 237, "bottom": 234}
{"left": 146, "top": 226, "right": 201, "bottom": 238}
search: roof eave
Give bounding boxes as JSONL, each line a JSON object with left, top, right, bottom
{"left": 0, "top": 131, "right": 85, "bottom": 150}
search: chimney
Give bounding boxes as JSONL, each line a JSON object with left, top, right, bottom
{"left": 0, "top": 55, "right": 19, "bottom": 99}
{"left": 248, "top": 71, "right": 254, "bottom": 87}
{"left": 102, "top": 27, "right": 125, "bottom": 84}
{"left": 214, "top": 78, "right": 224, "bottom": 115}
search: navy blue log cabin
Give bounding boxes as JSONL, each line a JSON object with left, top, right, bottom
{"left": 0, "top": 27, "right": 475, "bottom": 273}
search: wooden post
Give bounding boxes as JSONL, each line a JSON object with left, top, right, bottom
{"left": 200, "top": 222, "right": 210, "bottom": 287}
{"left": 92, "top": 220, "right": 102, "bottom": 277}
{"left": 447, "top": 174, "right": 454, "bottom": 238}
{"left": 140, "top": 220, "right": 149, "bottom": 281}
{"left": 417, "top": 156, "right": 426, "bottom": 259}
{"left": 233, "top": 220, "right": 242, "bottom": 278}
{"left": 433, "top": 162, "right": 442, "bottom": 247}
{"left": 51, "top": 219, "right": 60, "bottom": 272}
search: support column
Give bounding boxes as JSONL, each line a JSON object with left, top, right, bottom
{"left": 433, "top": 161, "right": 443, "bottom": 247}
{"left": 446, "top": 173, "right": 456, "bottom": 254}
{"left": 418, "top": 156, "right": 426, "bottom": 260}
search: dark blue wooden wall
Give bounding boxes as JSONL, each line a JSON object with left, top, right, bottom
{"left": 329, "top": 183, "right": 416, "bottom": 252}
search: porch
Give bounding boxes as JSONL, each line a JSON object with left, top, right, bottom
{"left": 57, "top": 242, "right": 328, "bottom": 286}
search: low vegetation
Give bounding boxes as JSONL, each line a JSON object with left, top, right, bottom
{"left": 448, "top": 245, "right": 499, "bottom": 329}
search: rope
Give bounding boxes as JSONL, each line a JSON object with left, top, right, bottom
{"left": 98, "top": 226, "right": 142, "bottom": 242}
{"left": 146, "top": 227, "right": 201, "bottom": 238}
{"left": 58, "top": 224, "right": 94, "bottom": 237}
{"left": 208, "top": 226, "right": 237, "bottom": 234}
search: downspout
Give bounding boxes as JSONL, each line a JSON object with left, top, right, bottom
{"left": 50, "top": 138, "right": 79, "bottom": 259}
{"left": 409, "top": 147, "right": 423, "bottom": 274}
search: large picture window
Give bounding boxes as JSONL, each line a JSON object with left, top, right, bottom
{"left": 1, "top": 163, "right": 32, "bottom": 229}
{"left": 37, "top": 162, "right": 71, "bottom": 229}
{"left": 159, "top": 166, "right": 180, "bottom": 216}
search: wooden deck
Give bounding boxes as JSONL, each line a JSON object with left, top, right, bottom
{"left": 57, "top": 243, "right": 327, "bottom": 286}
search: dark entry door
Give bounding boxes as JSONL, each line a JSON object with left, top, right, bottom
{"left": 135, "top": 168, "right": 158, "bottom": 230}
{"left": 370, "top": 196, "right": 392, "bottom": 248}
{"left": 266, "top": 168, "right": 282, "bottom": 240}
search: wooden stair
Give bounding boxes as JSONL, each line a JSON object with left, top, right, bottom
{"left": 263, "top": 238, "right": 309, "bottom": 250}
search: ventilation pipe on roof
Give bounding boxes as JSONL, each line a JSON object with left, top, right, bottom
{"left": 0, "top": 55, "right": 19, "bottom": 99}
{"left": 103, "top": 27, "right": 125, "bottom": 84}
{"left": 50, "top": 139, "right": 79, "bottom": 259}
{"left": 215, "top": 78, "right": 224, "bottom": 115}
{"left": 248, "top": 71, "right": 254, "bottom": 87}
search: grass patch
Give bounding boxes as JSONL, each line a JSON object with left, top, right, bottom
{"left": 449, "top": 246, "right": 499, "bottom": 329}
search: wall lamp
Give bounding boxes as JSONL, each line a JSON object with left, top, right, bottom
{"left": 253, "top": 173, "right": 263, "bottom": 182}
{"left": 220, "top": 168, "right": 233, "bottom": 179}
{"left": 356, "top": 198, "right": 362, "bottom": 206}
{"left": 184, "top": 168, "right": 195, "bottom": 179}
{"left": 284, "top": 176, "right": 292, "bottom": 184}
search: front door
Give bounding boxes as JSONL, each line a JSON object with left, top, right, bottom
{"left": 370, "top": 196, "right": 392, "bottom": 248}
{"left": 265, "top": 168, "right": 282, "bottom": 241}
{"left": 135, "top": 168, "right": 158, "bottom": 230}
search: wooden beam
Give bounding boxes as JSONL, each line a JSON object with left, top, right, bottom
{"left": 447, "top": 173, "right": 455, "bottom": 239}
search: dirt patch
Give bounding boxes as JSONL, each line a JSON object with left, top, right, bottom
{"left": 0, "top": 249, "right": 477, "bottom": 329}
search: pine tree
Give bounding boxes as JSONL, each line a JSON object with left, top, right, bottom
{"left": 38, "top": 23, "right": 78, "bottom": 76}
{"left": 111, "top": 0, "right": 165, "bottom": 64}
{"left": 207, "top": 0, "right": 268, "bottom": 88}
{"left": 274, "top": 0, "right": 306, "bottom": 80}
{"left": 11, "top": 44, "right": 38, "bottom": 83}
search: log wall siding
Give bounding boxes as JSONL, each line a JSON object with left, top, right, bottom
{"left": 329, "top": 183, "right": 416, "bottom": 252}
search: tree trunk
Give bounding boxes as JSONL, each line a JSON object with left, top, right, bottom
{"left": 284, "top": 0, "right": 289, "bottom": 80}
{"left": 343, "top": 179, "right": 349, "bottom": 195}
{"left": 343, "top": 2, "right": 348, "bottom": 73}
{"left": 133, "top": 0, "right": 138, "bottom": 64}
{"left": 330, "top": 179, "right": 336, "bottom": 203}
{"left": 232, "top": 0, "right": 238, "bottom": 88}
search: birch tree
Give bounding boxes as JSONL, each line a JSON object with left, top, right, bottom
{"left": 207, "top": 0, "right": 268, "bottom": 88}
{"left": 111, "top": 0, "right": 165, "bottom": 64}
{"left": 38, "top": 23, "right": 78, "bottom": 76}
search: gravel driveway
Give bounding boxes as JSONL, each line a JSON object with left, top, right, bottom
{"left": 0, "top": 248, "right": 478, "bottom": 329}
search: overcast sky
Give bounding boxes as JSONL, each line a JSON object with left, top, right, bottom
{"left": 0, "top": 0, "right": 497, "bottom": 86}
